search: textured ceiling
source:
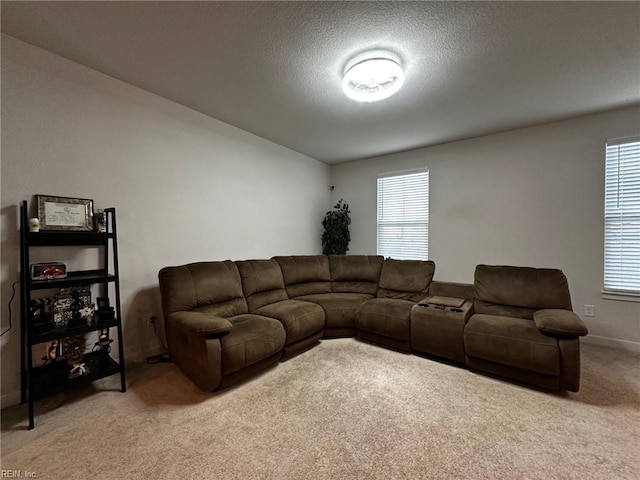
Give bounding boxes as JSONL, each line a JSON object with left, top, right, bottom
{"left": 2, "top": 1, "right": 639, "bottom": 164}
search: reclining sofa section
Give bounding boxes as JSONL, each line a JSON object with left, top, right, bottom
{"left": 158, "top": 257, "right": 588, "bottom": 393}
{"left": 465, "top": 265, "right": 588, "bottom": 392}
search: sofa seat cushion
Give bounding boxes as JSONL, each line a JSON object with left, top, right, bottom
{"left": 221, "top": 314, "right": 285, "bottom": 375}
{"left": 254, "top": 300, "right": 325, "bottom": 344}
{"left": 295, "top": 293, "right": 373, "bottom": 328}
{"left": 464, "top": 314, "right": 560, "bottom": 376}
{"left": 356, "top": 298, "right": 414, "bottom": 341}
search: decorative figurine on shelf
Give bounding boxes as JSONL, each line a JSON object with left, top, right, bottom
{"left": 97, "top": 328, "right": 112, "bottom": 350}
{"left": 63, "top": 335, "right": 88, "bottom": 379}
{"left": 48, "top": 339, "right": 59, "bottom": 361}
{"left": 70, "top": 291, "right": 82, "bottom": 314}
{"left": 41, "top": 339, "right": 60, "bottom": 364}
{"left": 67, "top": 291, "right": 87, "bottom": 329}
{"left": 40, "top": 339, "right": 71, "bottom": 379}
{"left": 28, "top": 218, "right": 40, "bottom": 232}
{"left": 92, "top": 328, "right": 113, "bottom": 368}
{"left": 69, "top": 363, "right": 88, "bottom": 378}
{"left": 95, "top": 209, "right": 107, "bottom": 233}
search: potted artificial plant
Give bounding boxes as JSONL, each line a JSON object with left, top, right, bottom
{"left": 322, "top": 199, "right": 351, "bottom": 255}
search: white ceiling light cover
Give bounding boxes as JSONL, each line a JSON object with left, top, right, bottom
{"left": 342, "top": 56, "right": 405, "bottom": 103}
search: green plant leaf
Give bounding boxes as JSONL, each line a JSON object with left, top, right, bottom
{"left": 321, "top": 199, "right": 351, "bottom": 255}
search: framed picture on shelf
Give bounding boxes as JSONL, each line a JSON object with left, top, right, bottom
{"left": 36, "top": 195, "right": 94, "bottom": 231}
{"left": 96, "top": 297, "right": 110, "bottom": 310}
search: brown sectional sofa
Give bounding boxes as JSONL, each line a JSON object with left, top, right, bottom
{"left": 158, "top": 257, "right": 588, "bottom": 393}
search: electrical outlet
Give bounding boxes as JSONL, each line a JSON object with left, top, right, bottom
{"left": 583, "top": 305, "right": 595, "bottom": 317}
{"left": 149, "top": 314, "right": 157, "bottom": 325}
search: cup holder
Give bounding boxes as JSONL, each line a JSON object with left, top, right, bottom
{"left": 417, "top": 303, "right": 466, "bottom": 313}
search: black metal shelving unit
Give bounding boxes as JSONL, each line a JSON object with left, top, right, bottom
{"left": 19, "top": 200, "right": 126, "bottom": 429}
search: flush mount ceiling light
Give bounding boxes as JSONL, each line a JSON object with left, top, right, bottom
{"left": 342, "top": 52, "right": 405, "bottom": 103}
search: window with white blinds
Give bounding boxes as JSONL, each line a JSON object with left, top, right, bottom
{"left": 377, "top": 170, "right": 429, "bottom": 260}
{"left": 604, "top": 137, "right": 640, "bottom": 294}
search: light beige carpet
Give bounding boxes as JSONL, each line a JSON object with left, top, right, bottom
{"left": 1, "top": 339, "right": 639, "bottom": 479}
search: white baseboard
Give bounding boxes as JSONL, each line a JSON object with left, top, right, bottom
{"left": 1, "top": 390, "right": 22, "bottom": 409}
{"left": 582, "top": 335, "right": 640, "bottom": 353}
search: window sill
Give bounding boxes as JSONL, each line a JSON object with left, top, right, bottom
{"left": 601, "top": 291, "right": 640, "bottom": 303}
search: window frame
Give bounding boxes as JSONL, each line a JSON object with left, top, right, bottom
{"left": 603, "top": 135, "right": 640, "bottom": 300}
{"left": 376, "top": 169, "right": 429, "bottom": 260}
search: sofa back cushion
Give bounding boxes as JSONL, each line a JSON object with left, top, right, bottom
{"left": 273, "top": 255, "right": 332, "bottom": 297}
{"left": 158, "top": 261, "right": 248, "bottom": 318}
{"left": 236, "top": 259, "right": 288, "bottom": 311}
{"left": 377, "top": 259, "right": 436, "bottom": 302}
{"left": 329, "top": 255, "right": 384, "bottom": 295}
{"left": 474, "top": 265, "right": 573, "bottom": 319}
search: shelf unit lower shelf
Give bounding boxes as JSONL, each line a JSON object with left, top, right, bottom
{"left": 31, "top": 350, "right": 122, "bottom": 401}
{"left": 30, "top": 319, "right": 119, "bottom": 345}
{"left": 29, "top": 270, "right": 116, "bottom": 291}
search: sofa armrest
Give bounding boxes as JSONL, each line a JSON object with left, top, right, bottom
{"left": 533, "top": 309, "right": 588, "bottom": 338}
{"left": 168, "top": 311, "right": 232, "bottom": 338}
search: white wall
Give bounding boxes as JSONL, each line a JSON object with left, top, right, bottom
{"left": 2, "top": 35, "right": 638, "bottom": 409}
{"left": 0, "top": 36, "right": 331, "bottom": 406}
{"left": 332, "top": 107, "right": 640, "bottom": 350}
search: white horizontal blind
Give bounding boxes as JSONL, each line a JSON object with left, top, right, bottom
{"left": 604, "top": 137, "right": 640, "bottom": 293}
{"left": 377, "top": 170, "right": 429, "bottom": 260}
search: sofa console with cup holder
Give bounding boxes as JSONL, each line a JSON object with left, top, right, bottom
{"left": 411, "top": 291, "right": 474, "bottom": 363}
